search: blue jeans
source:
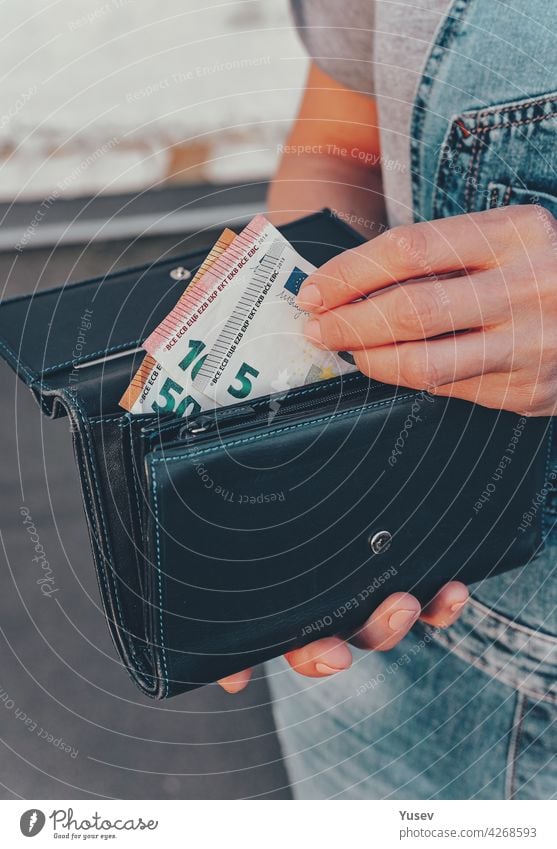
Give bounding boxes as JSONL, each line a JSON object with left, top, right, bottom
{"left": 267, "top": 552, "right": 557, "bottom": 798}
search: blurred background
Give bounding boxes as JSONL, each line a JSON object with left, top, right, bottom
{"left": 2, "top": 0, "right": 305, "bottom": 200}
{"left": 0, "top": 0, "right": 307, "bottom": 799}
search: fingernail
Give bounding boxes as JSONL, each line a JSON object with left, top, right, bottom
{"left": 315, "top": 662, "right": 343, "bottom": 675}
{"left": 314, "top": 643, "right": 352, "bottom": 675}
{"left": 220, "top": 681, "right": 243, "bottom": 694}
{"left": 297, "top": 283, "right": 323, "bottom": 310}
{"left": 450, "top": 601, "right": 467, "bottom": 614}
{"left": 388, "top": 609, "right": 419, "bottom": 632}
{"left": 305, "top": 319, "right": 322, "bottom": 345}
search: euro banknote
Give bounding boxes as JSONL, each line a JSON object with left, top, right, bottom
{"left": 190, "top": 235, "right": 354, "bottom": 406}
{"left": 119, "top": 227, "right": 236, "bottom": 417}
{"left": 143, "top": 216, "right": 355, "bottom": 408}
{"left": 120, "top": 215, "right": 356, "bottom": 417}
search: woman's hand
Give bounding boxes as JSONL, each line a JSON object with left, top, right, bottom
{"left": 298, "top": 205, "right": 557, "bottom": 416}
{"left": 218, "top": 582, "right": 468, "bottom": 693}
{"left": 220, "top": 205, "right": 557, "bottom": 694}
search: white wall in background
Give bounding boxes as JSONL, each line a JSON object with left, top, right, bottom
{"left": 0, "top": 0, "right": 307, "bottom": 200}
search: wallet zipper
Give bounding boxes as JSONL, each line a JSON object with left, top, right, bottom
{"left": 143, "top": 374, "right": 378, "bottom": 439}
{"left": 153, "top": 378, "right": 403, "bottom": 450}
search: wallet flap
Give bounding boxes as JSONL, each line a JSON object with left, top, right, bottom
{"left": 0, "top": 210, "right": 363, "bottom": 388}
{"left": 0, "top": 248, "right": 212, "bottom": 383}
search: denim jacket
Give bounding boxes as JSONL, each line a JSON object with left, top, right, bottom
{"left": 409, "top": 0, "right": 557, "bottom": 701}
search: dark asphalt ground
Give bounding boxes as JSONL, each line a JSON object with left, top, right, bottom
{"left": 0, "top": 233, "right": 291, "bottom": 799}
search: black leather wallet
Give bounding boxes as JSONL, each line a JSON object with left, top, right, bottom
{"left": 0, "top": 210, "right": 552, "bottom": 698}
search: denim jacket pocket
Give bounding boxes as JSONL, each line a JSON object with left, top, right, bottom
{"left": 433, "top": 90, "right": 557, "bottom": 220}
{"left": 485, "top": 183, "right": 557, "bottom": 219}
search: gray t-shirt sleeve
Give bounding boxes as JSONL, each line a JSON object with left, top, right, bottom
{"left": 290, "top": 0, "right": 375, "bottom": 94}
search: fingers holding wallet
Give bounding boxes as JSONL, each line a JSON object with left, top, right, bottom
{"left": 218, "top": 584, "right": 468, "bottom": 692}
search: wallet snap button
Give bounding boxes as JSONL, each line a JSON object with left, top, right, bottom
{"left": 369, "top": 530, "right": 392, "bottom": 555}
{"left": 169, "top": 266, "right": 192, "bottom": 281}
